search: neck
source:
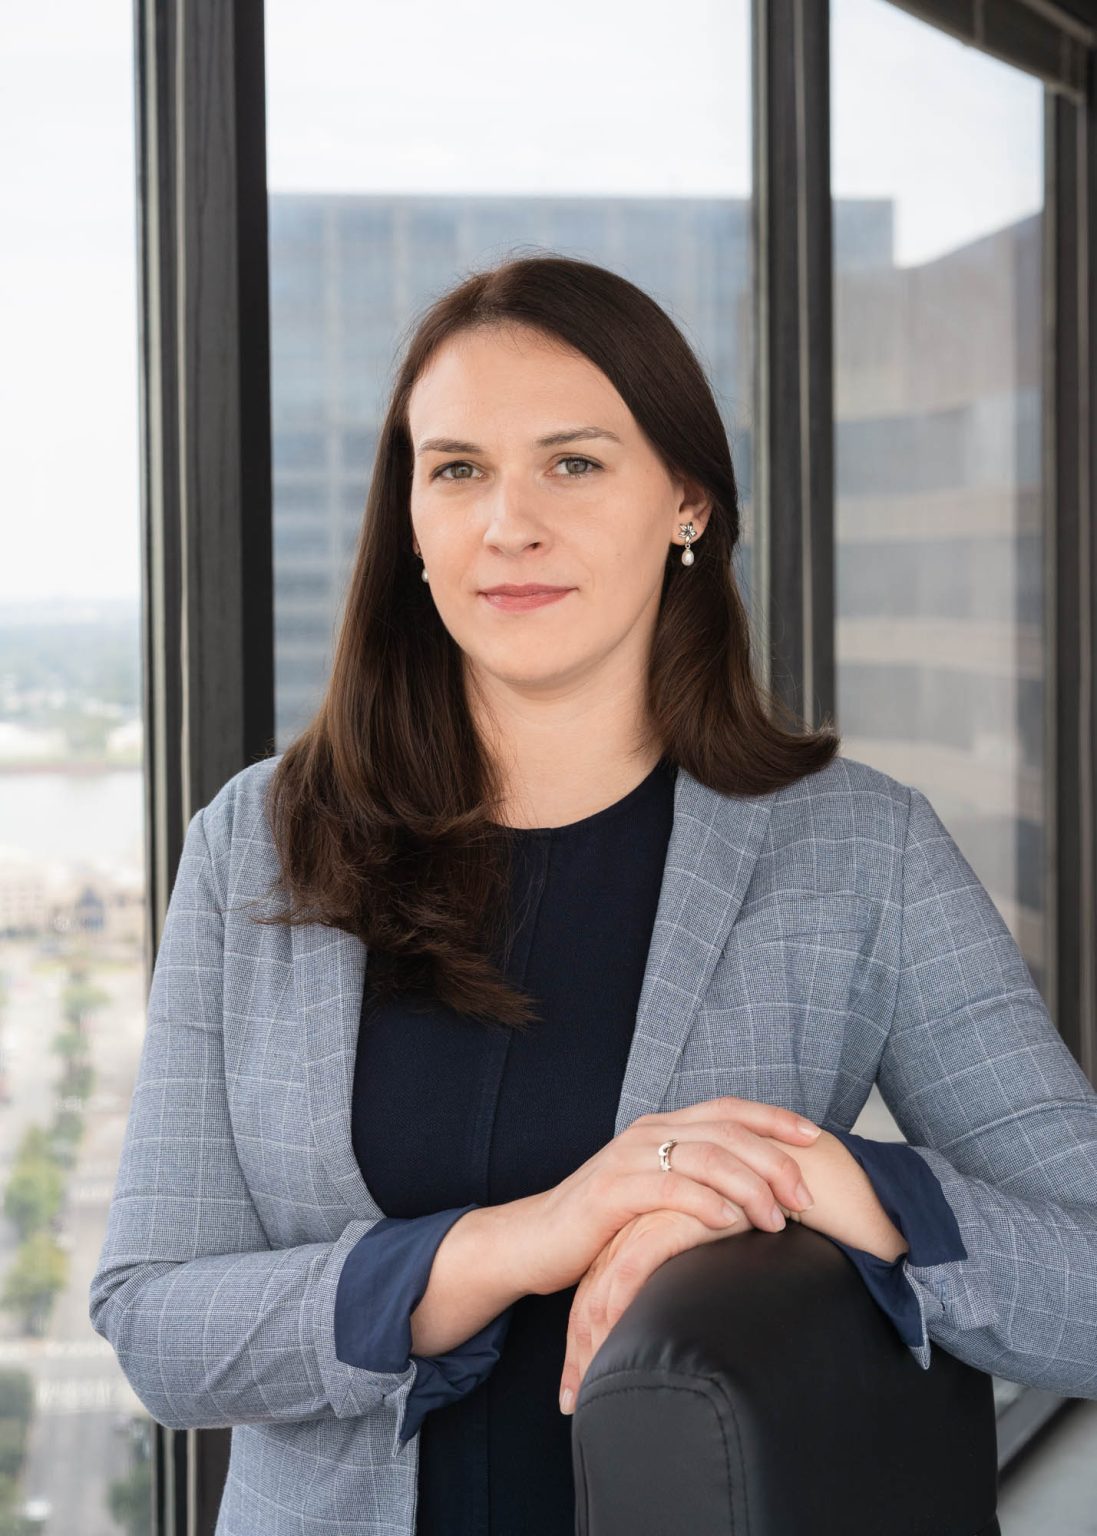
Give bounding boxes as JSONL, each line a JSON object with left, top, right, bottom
{"left": 466, "top": 665, "right": 663, "bottom": 830}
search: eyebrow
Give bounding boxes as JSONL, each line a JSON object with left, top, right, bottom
{"left": 415, "top": 426, "right": 623, "bottom": 456}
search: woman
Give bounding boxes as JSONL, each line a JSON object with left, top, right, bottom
{"left": 90, "top": 254, "right": 1097, "bottom": 1536}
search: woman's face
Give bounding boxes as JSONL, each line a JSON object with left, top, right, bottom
{"left": 406, "top": 323, "right": 709, "bottom": 699}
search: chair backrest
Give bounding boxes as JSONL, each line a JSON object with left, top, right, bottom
{"left": 571, "top": 1224, "right": 999, "bottom": 1536}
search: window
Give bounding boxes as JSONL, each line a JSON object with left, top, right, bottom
{"left": 832, "top": 0, "right": 1047, "bottom": 995}
{"left": 832, "top": 0, "right": 1051, "bottom": 1420}
{"left": 264, "top": 0, "right": 755, "bottom": 746}
{"left": 0, "top": 7, "right": 150, "bottom": 1532}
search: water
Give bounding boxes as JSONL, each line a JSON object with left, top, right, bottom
{"left": 0, "top": 769, "right": 144, "bottom": 872}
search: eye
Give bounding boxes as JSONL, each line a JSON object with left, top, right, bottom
{"left": 430, "top": 455, "right": 602, "bottom": 482}
{"left": 554, "top": 455, "right": 600, "bottom": 477}
{"left": 432, "top": 460, "right": 480, "bottom": 481}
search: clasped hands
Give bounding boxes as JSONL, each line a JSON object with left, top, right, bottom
{"left": 557, "top": 1095, "right": 830, "bottom": 1416}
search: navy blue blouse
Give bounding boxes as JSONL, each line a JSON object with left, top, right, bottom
{"left": 335, "top": 756, "right": 965, "bottom": 1532}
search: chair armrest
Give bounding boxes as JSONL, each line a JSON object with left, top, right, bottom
{"left": 571, "top": 1224, "right": 1000, "bottom": 1536}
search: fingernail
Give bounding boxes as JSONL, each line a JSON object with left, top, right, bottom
{"left": 797, "top": 1121, "right": 821, "bottom": 1137}
{"left": 794, "top": 1180, "right": 814, "bottom": 1209}
{"left": 560, "top": 1388, "right": 574, "bottom": 1414}
{"left": 770, "top": 1204, "right": 786, "bottom": 1229}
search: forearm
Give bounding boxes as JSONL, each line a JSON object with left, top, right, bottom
{"left": 770, "top": 1130, "right": 910, "bottom": 1261}
{"left": 410, "top": 1133, "right": 911, "bottom": 1358}
{"left": 409, "top": 1195, "right": 538, "bottom": 1356}
{"left": 90, "top": 1222, "right": 394, "bottom": 1429}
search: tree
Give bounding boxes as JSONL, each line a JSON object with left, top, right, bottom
{"left": 60, "top": 977, "right": 109, "bottom": 1034}
{"left": 108, "top": 1453, "right": 152, "bottom": 1536}
{"left": 2, "top": 1159, "right": 63, "bottom": 1243}
{"left": 0, "top": 1235, "right": 67, "bottom": 1336}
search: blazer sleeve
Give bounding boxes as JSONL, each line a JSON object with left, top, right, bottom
{"left": 818, "top": 1128, "right": 967, "bottom": 1361}
{"left": 88, "top": 802, "right": 423, "bottom": 1456}
{"left": 872, "top": 782, "right": 1097, "bottom": 1392}
{"left": 334, "top": 1207, "right": 515, "bottom": 1446}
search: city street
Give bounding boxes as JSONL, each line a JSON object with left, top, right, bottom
{"left": 0, "top": 939, "right": 150, "bottom": 1535}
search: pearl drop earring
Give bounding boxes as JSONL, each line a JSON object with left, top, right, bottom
{"left": 679, "top": 522, "right": 699, "bottom": 566}
{"left": 416, "top": 549, "right": 429, "bottom": 583}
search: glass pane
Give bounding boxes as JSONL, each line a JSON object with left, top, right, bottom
{"left": 831, "top": 0, "right": 1047, "bottom": 1412}
{"left": 0, "top": 8, "right": 152, "bottom": 1532}
{"left": 265, "top": 0, "right": 755, "bottom": 745}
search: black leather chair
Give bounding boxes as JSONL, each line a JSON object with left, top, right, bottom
{"left": 571, "top": 1223, "right": 1000, "bottom": 1535}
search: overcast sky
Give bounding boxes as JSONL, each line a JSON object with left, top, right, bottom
{"left": 0, "top": 0, "right": 1043, "bottom": 603}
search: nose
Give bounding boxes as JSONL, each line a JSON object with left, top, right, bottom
{"left": 482, "top": 478, "right": 549, "bottom": 551}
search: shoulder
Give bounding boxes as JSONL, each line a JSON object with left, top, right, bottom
{"left": 769, "top": 755, "right": 962, "bottom": 878}
{"left": 756, "top": 753, "right": 917, "bottom": 908}
{"left": 196, "top": 751, "right": 283, "bottom": 868}
{"left": 769, "top": 752, "right": 911, "bottom": 845}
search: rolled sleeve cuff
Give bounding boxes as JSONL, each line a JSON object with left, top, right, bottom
{"left": 334, "top": 1202, "right": 515, "bottom": 1445}
{"left": 819, "top": 1128, "right": 968, "bottom": 1361}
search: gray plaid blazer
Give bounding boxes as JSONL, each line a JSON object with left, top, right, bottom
{"left": 89, "top": 750, "right": 1097, "bottom": 1536}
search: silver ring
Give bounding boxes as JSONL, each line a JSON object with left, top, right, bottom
{"left": 657, "top": 1138, "right": 677, "bottom": 1172}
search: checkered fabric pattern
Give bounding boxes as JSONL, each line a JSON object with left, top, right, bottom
{"left": 89, "top": 750, "right": 1097, "bottom": 1535}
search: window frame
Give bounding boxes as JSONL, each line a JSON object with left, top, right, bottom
{"left": 755, "top": 0, "right": 1097, "bottom": 1470}
{"left": 133, "top": 0, "right": 272, "bottom": 1530}
{"left": 134, "top": 0, "right": 1097, "bottom": 1527}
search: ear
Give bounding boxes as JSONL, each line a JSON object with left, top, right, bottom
{"left": 672, "top": 476, "right": 713, "bottom": 541}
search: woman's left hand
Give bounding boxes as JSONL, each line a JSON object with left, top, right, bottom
{"left": 557, "top": 1203, "right": 757, "bottom": 1415}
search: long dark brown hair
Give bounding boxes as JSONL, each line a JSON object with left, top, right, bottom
{"left": 253, "top": 252, "right": 840, "bottom": 1031}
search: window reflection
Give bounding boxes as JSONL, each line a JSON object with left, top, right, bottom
{"left": 0, "top": 8, "right": 151, "bottom": 1532}
{"left": 265, "top": 0, "right": 755, "bottom": 743}
{"left": 832, "top": 0, "right": 1046, "bottom": 1002}
{"left": 831, "top": 1, "right": 1049, "bottom": 1330}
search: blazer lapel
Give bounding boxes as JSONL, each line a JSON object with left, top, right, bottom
{"left": 293, "top": 764, "right": 775, "bottom": 1217}
{"left": 612, "top": 765, "right": 774, "bottom": 1135}
{"left": 293, "top": 918, "right": 381, "bottom": 1219}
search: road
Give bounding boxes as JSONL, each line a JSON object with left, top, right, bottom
{"left": 0, "top": 938, "right": 151, "bottom": 1535}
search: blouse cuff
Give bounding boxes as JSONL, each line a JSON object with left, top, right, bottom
{"left": 334, "top": 1203, "right": 515, "bottom": 1444}
{"left": 818, "top": 1128, "right": 967, "bottom": 1353}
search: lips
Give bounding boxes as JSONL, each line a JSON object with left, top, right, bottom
{"left": 480, "top": 585, "right": 572, "bottom": 596}
{"left": 479, "top": 588, "right": 573, "bottom": 612}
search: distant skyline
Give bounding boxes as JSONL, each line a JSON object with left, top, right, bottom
{"left": 1, "top": 0, "right": 1043, "bottom": 603}
{"left": 0, "top": 594, "right": 137, "bottom": 624}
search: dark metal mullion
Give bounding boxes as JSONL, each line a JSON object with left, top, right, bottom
{"left": 133, "top": 0, "right": 187, "bottom": 1530}
{"left": 232, "top": 0, "right": 276, "bottom": 777}
{"left": 1081, "top": 24, "right": 1087, "bottom": 1087}
{"left": 886, "top": 0, "right": 1091, "bottom": 99}
{"left": 1050, "top": 81, "right": 1097, "bottom": 1081}
{"left": 174, "top": 1, "right": 274, "bottom": 812}
{"left": 133, "top": 0, "right": 183, "bottom": 956}
{"left": 1045, "top": 90, "right": 1066, "bottom": 1066}
{"left": 802, "top": 2, "right": 837, "bottom": 731}
{"left": 753, "top": 0, "right": 836, "bottom": 729}
{"left": 1051, "top": 85, "right": 1079, "bottom": 1070}
{"left": 134, "top": 0, "right": 274, "bottom": 1531}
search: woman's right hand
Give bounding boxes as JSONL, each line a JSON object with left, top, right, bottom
{"left": 512, "top": 1095, "right": 822, "bottom": 1298}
